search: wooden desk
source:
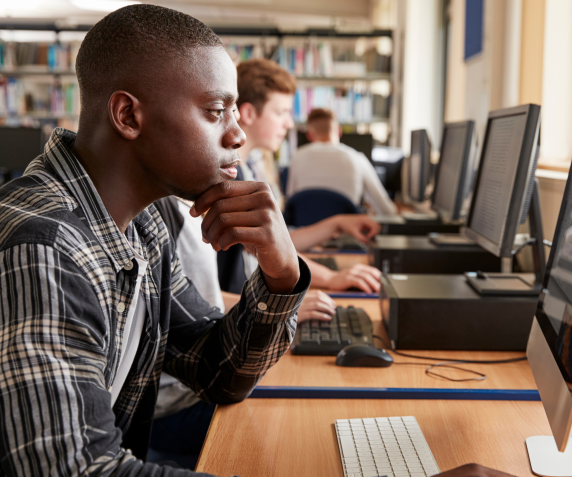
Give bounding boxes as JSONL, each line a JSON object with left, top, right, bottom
{"left": 197, "top": 398, "right": 549, "bottom": 476}
{"left": 259, "top": 298, "right": 537, "bottom": 390}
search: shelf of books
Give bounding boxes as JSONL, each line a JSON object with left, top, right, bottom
{"left": 0, "top": 28, "right": 394, "bottom": 150}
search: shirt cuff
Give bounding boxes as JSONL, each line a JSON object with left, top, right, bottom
{"left": 245, "top": 256, "right": 311, "bottom": 325}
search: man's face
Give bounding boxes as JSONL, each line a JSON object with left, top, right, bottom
{"left": 247, "top": 92, "right": 294, "bottom": 152}
{"left": 135, "top": 46, "right": 246, "bottom": 201}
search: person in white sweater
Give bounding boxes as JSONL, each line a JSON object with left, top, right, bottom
{"left": 287, "top": 108, "right": 398, "bottom": 216}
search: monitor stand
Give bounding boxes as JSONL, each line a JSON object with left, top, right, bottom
{"left": 465, "top": 179, "right": 546, "bottom": 297}
{"left": 526, "top": 436, "right": 572, "bottom": 477}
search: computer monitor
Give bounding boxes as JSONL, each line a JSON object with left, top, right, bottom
{"left": 431, "top": 120, "right": 477, "bottom": 222}
{"left": 526, "top": 163, "right": 572, "bottom": 476}
{"left": 407, "top": 129, "right": 431, "bottom": 203}
{"left": 0, "top": 127, "right": 44, "bottom": 176}
{"left": 465, "top": 104, "right": 541, "bottom": 257}
{"left": 464, "top": 104, "right": 543, "bottom": 295}
{"left": 296, "top": 131, "right": 374, "bottom": 162}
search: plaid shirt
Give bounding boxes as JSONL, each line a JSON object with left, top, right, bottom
{"left": 0, "top": 128, "right": 309, "bottom": 476}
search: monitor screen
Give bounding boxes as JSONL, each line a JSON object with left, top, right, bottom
{"left": 467, "top": 112, "right": 528, "bottom": 249}
{"left": 0, "top": 127, "right": 44, "bottom": 174}
{"left": 531, "top": 167, "right": 572, "bottom": 452}
{"left": 432, "top": 122, "right": 472, "bottom": 220}
{"left": 408, "top": 130, "right": 431, "bottom": 203}
{"left": 296, "top": 132, "right": 374, "bottom": 161}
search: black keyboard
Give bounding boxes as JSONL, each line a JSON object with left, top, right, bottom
{"left": 311, "top": 257, "right": 339, "bottom": 271}
{"left": 291, "top": 306, "right": 374, "bottom": 355}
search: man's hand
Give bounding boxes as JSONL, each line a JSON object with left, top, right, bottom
{"left": 297, "top": 290, "right": 336, "bottom": 322}
{"left": 331, "top": 215, "right": 381, "bottom": 244}
{"left": 325, "top": 264, "right": 382, "bottom": 293}
{"left": 437, "top": 464, "right": 516, "bottom": 477}
{"left": 192, "top": 181, "right": 300, "bottom": 294}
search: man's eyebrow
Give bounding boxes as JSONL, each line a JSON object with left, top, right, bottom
{"left": 202, "top": 90, "right": 238, "bottom": 104}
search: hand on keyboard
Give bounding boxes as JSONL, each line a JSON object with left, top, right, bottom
{"left": 436, "top": 464, "right": 516, "bottom": 477}
{"left": 325, "top": 264, "right": 382, "bottom": 293}
{"left": 298, "top": 290, "right": 336, "bottom": 322}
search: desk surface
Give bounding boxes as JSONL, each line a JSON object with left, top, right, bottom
{"left": 259, "top": 298, "right": 537, "bottom": 390}
{"left": 196, "top": 398, "right": 549, "bottom": 476}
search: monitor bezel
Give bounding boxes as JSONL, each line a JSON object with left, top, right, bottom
{"left": 0, "top": 126, "right": 44, "bottom": 172}
{"left": 464, "top": 104, "right": 541, "bottom": 258}
{"left": 431, "top": 120, "right": 475, "bottom": 222}
{"left": 529, "top": 161, "right": 572, "bottom": 451}
{"left": 408, "top": 129, "right": 431, "bottom": 203}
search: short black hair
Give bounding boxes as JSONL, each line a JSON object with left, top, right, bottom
{"left": 76, "top": 4, "right": 222, "bottom": 107}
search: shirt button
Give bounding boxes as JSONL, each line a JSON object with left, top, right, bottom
{"left": 257, "top": 302, "right": 267, "bottom": 311}
{"left": 117, "top": 303, "right": 126, "bottom": 313}
{"left": 124, "top": 260, "right": 134, "bottom": 271}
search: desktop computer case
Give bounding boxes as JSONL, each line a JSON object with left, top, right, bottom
{"left": 371, "top": 237, "right": 502, "bottom": 274}
{"left": 380, "top": 274, "right": 537, "bottom": 350}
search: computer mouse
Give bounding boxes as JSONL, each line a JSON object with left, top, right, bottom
{"left": 335, "top": 344, "right": 394, "bottom": 368}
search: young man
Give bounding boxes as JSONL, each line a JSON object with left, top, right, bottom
{"left": 232, "top": 58, "right": 384, "bottom": 294}
{"left": 287, "top": 107, "right": 398, "bottom": 216}
{"left": 0, "top": 6, "right": 310, "bottom": 476}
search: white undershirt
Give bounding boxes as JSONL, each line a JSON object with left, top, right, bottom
{"left": 111, "top": 252, "right": 148, "bottom": 407}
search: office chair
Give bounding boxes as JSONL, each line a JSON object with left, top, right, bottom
{"left": 283, "top": 189, "right": 359, "bottom": 226}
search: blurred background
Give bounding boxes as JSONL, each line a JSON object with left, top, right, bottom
{"left": 0, "top": 0, "right": 569, "bottom": 241}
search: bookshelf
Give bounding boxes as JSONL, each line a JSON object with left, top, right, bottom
{"left": 0, "top": 24, "right": 395, "bottom": 147}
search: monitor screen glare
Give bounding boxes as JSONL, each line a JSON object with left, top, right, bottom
{"left": 468, "top": 113, "right": 527, "bottom": 247}
{"left": 432, "top": 124, "right": 470, "bottom": 217}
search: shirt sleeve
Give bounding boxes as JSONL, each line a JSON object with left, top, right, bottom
{"left": 163, "top": 255, "right": 310, "bottom": 404}
{"left": 358, "top": 152, "right": 398, "bottom": 215}
{"left": 0, "top": 243, "right": 220, "bottom": 477}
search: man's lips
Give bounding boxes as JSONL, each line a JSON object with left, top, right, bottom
{"left": 220, "top": 159, "right": 240, "bottom": 179}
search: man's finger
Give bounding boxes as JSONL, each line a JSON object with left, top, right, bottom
{"left": 191, "top": 181, "right": 266, "bottom": 216}
{"left": 203, "top": 210, "right": 269, "bottom": 248}
{"left": 201, "top": 191, "right": 271, "bottom": 234}
{"left": 350, "top": 276, "right": 374, "bottom": 293}
{"left": 217, "top": 226, "right": 270, "bottom": 252}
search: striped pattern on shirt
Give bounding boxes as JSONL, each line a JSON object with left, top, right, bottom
{"left": 0, "top": 128, "right": 309, "bottom": 476}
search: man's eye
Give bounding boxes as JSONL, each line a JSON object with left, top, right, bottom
{"left": 209, "top": 109, "right": 225, "bottom": 118}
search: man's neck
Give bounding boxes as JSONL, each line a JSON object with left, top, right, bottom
{"left": 237, "top": 129, "right": 256, "bottom": 163}
{"left": 72, "top": 128, "right": 162, "bottom": 234}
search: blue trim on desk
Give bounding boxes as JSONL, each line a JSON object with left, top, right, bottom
{"left": 250, "top": 386, "right": 540, "bottom": 401}
{"left": 328, "top": 292, "right": 379, "bottom": 299}
{"left": 306, "top": 249, "right": 368, "bottom": 255}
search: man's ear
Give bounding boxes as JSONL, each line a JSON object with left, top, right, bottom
{"left": 238, "top": 102, "right": 258, "bottom": 127}
{"left": 306, "top": 129, "right": 315, "bottom": 142}
{"left": 108, "top": 91, "right": 142, "bottom": 140}
{"left": 338, "top": 125, "right": 342, "bottom": 138}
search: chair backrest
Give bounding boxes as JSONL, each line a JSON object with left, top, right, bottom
{"left": 283, "top": 189, "right": 359, "bottom": 226}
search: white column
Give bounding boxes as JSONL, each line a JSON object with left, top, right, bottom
{"left": 401, "top": 0, "right": 443, "bottom": 154}
{"left": 502, "top": 0, "right": 522, "bottom": 108}
{"left": 540, "top": 0, "right": 572, "bottom": 163}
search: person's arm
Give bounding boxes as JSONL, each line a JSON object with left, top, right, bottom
{"left": 301, "top": 253, "right": 382, "bottom": 293}
{"left": 164, "top": 181, "right": 310, "bottom": 405}
{"left": 0, "top": 243, "right": 215, "bottom": 477}
{"left": 289, "top": 214, "right": 381, "bottom": 252}
{"left": 359, "top": 153, "right": 398, "bottom": 216}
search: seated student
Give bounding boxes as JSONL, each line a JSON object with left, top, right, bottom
{"left": 218, "top": 58, "right": 383, "bottom": 295}
{"left": 287, "top": 108, "right": 398, "bottom": 216}
{"left": 0, "top": 6, "right": 311, "bottom": 476}
{"left": 151, "top": 196, "right": 337, "bottom": 468}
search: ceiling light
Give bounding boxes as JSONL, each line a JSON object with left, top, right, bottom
{"left": 70, "top": 0, "right": 141, "bottom": 13}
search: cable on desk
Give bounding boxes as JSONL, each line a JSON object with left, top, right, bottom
{"left": 373, "top": 335, "right": 526, "bottom": 382}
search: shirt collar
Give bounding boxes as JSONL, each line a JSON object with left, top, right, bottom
{"left": 42, "top": 128, "right": 144, "bottom": 273}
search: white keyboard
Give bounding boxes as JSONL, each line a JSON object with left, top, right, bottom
{"left": 335, "top": 416, "right": 441, "bottom": 477}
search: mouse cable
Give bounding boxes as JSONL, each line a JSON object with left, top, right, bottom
{"left": 372, "top": 335, "right": 527, "bottom": 365}
{"left": 372, "top": 335, "right": 526, "bottom": 382}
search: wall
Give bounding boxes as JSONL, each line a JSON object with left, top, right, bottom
{"left": 400, "top": 0, "right": 444, "bottom": 154}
